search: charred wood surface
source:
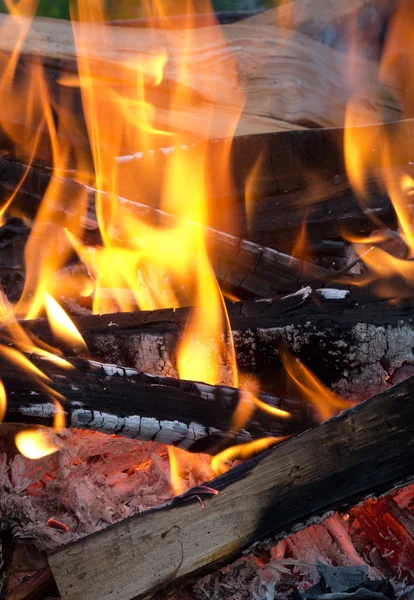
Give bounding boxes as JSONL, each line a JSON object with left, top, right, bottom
{"left": 3, "top": 356, "right": 310, "bottom": 452}
{"left": 48, "top": 373, "right": 414, "bottom": 600}
{"left": 0, "top": 157, "right": 334, "bottom": 298}
{"left": 23, "top": 291, "right": 414, "bottom": 400}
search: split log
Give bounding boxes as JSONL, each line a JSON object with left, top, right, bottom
{"left": 0, "top": 11, "right": 401, "bottom": 166}
{"left": 48, "top": 373, "right": 414, "bottom": 600}
{"left": 3, "top": 356, "right": 310, "bottom": 452}
{"left": 23, "top": 290, "right": 414, "bottom": 400}
{"left": 244, "top": 0, "right": 393, "bottom": 60}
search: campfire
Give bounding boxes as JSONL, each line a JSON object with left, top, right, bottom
{"left": 0, "top": 0, "right": 414, "bottom": 599}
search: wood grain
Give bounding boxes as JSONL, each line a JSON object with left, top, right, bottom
{"left": 48, "top": 374, "right": 414, "bottom": 600}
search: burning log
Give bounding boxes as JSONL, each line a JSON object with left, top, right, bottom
{"left": 0, "top": 156, "right": 335, "bottom": 298}
{"left": 2, "top": 356, "right": 310, "bottom": 452}
{"left": 48, "top": 373, "right": 414, "bottom": 600}
{"left": 23, "top": 290, "right": 414, "bottom": 400}
{"left": 0, "top": 7, "right": 401, "bottom": 166}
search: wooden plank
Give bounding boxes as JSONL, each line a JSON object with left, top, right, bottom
{"left": 48, "top": 374, "right": 414, "bottom": 600}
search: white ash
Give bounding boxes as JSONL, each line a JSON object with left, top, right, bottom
{"left": 316, "top": 289, "right": 351, "bottom": 300}
{"left": 0, "top": 429, "right": 214, "bottom": 552}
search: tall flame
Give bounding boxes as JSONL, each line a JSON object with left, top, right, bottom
{"left": 343, "top": 1, "right": 414, "bottom": 291}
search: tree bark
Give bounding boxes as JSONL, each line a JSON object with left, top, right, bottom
{"left": 48, "top": 374, "right": 414, "bottom": 600}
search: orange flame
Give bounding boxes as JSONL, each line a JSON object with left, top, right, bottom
{"left": 0, "top": 380, "right": 6, "bottom": 422}
{"left": 168, "top": 446, "right": 213, "bottom": 496}
{"left": 44, "top": 293, "right": 86, "bottom": 350}
{"left": 342, "top": 1, "right": 414, "bottom": 291}
{"left": 281, "top": 351, "right": 353, "bottom": 423}
{"left": 212, "top": 437, "right": 288, "bottom": 476}
{"left": 15, "top": 429, "right": 59, "bottom": 460}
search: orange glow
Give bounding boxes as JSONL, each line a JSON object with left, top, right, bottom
{"left": 212, "top": 437, "right": 288, "bottom": 476}
{"left": 0, "top": 380, "right": 6, "bottom": 422}
{"left": 15, "top": 429, "right": 59, "bottom": 460}
{"left": 0, "top": 345, "right": 52, "bottom": 382}
{"left": 44, "top": 293, "right": 87, "bottom": 350}
{"left": 168, "top": 446, "right": 213, "bottom": 496}
{"left": 168, "top": 446, "right": 187, "bottom": 496}
{"left": 65, "top": 0, "right": 243, "bottom": 387}
{"left": 342, "top": 1, "right": 414, "bottom": 289}
{"left": 281, "top": 351, "right": 353, "bottom": 423}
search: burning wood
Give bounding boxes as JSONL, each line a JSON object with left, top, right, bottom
{"left": 1, "top": 356, "right": 310, "bottom": 451}
{"left": 0, "top": 0, "right": 414, "bottom": 599}
{"left": 20, "top": 290, "right": 414, "bottom": 400}
{"left": 47, "top": 375, "right": 414, "bottom": 600}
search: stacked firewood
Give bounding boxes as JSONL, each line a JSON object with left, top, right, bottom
{"left": 0, "top": 1, "right": 414, "bottom": 600}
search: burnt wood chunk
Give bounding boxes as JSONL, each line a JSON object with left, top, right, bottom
{"left": 3, "top": 356, "right": 310, "bottom": 452}
{"left": 48, "top": 374, "right": 414, "bottom": 600}
{"left": 23, "top": 291, "right": 414, "bottom": 399}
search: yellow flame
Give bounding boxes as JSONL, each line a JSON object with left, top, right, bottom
{"left": 44, "top": 293, "right": 86, "bottom": 350}
{"left": 168, "top": 446, "right": 213, "bottom": 496}
{"left": 65, "top": 0, "right": 243, "bottom": 388}
{"left": 342, "top": 1, "right": 414, "bottom": 290}
{"left": 168, "top": 446, "right": 187, "bottom": 496}
{"left": 282, "top": 351, "right": 353, "bottom": 423}
{"left": 230, "top": 389, "right": 291, "bottom": 433}
{"left": 15, "top": 429, "right": 59, "bottom": 460}
{"left": 0, "top": 345, "right": 51, "bottom": 382}
{"left": 212, "top": 437, "right": 288, "bottom": 476}
{"left": 0, "top": 380, "right": 6, "bottom": 422}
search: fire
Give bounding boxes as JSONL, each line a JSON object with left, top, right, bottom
{"left": 0, "top": 380, "right": 6, "bottom": 422}
{"left": 281, "top": 351, "right": 353, "bottom": 423}
{"left": 343, "top": 1, "right": 414, "bottom": 291}
{"left": 212, "top": 437, "right": 288, "bottom": 476}
{"left": 168, "top": 446, "right": 214, "bottom": 495}
{"left": 230, "top": 380, "right": 291, "bottom": 434}
{"left": 44, "top": 293, "right": 86, "bottom": 350}
{"left": 15, "top": 428, "right": 59, "bottom": 460}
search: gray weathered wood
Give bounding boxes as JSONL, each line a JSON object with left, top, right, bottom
{"left": 48, "top": 374, "right": 414, "bottom": 600}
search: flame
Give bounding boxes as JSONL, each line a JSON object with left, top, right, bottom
{"left": 230, "top": 385, "right": 291, "bottom": 434}
{"left": 64, "top": 0, "right": 243, "bottom": 387}
{"left": 0, "top": 380, "right": 6, "bottom": 422}
{"left": 168, "top": 446, "right": 187, "bottom": 496}
{"left": 15, "top": 429, "right": 59, "bottom": 460}
{"left": 168, "top": 446, "right": 213, "bottom": 496}
{"left": 44, "top": 293, "right": 86, "bottom": 350}
{"left": 342, "top": 1, "right": 414, "bottom": 291}
{"left": 212, "top": 437, "right": 288, "bottom": 476}
{"left": 281, "top": 351, "right": 353, "bottom": 423}
{"left": 244, "top": 153, "right": 263, "bottom": 231}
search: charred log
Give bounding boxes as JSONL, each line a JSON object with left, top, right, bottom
{"left": 23, "top": 290, "right": 414, "bottom": 400}
{"left": 3, "top": 356, "right": 310, "bottom": 453}
{"left": 48, "top": 373, "right": 414, "bottom": 600}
